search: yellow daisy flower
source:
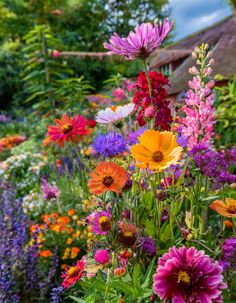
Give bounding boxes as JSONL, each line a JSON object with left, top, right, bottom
{"left": 130, "top": 130, "right": 182, "bottom": 171}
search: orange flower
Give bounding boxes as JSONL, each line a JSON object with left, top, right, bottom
{"left": 66, "top": 237, "right": 73, "bottom": 245}
{"left": 224, "top": 220, "right": 233, "bottom": 228}
{"left": 51, "top": 212, "right": 58, "bottom": 220}
{"left": 39, "top": 250, "right": 52, "bottom": 258}
{"left": 88, "top": 162, "right": 128, "bottom": 195}
{"left": 68, "top": 209, "right": 75, "bottom": 216}
{"left": 71, "top": 247, "right": 80, "bottom": 259}
{"left": 130, "top": 130, "right": 182, "bottom": 171}
{"left": 50, "top": 223, "right": 61, "bottom": 233}
{"left": 58, "top": 216, "right": 70, "bottom": 225}
{"left": 41, "top": 214, "right": 51, "bottom": 224}
{"left": 42, "top": 136, "right": 51, "bottom": 147}
{"left": 210, "top": 198, "right": 236, "bottom": 218}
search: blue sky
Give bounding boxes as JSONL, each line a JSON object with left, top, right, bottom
{"left": 169, "top": 0, "right": 232, "bottom": 40}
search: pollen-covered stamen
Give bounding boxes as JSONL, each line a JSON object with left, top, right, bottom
{"left": 227, "top": 205, "right": 236, "bottom": 214}
{"left": 102, "top": 176, "right": 114, "bottom": 187}
{"left": 98, "top": 216, "right": 111, "bottom": 231}
{"left": 61, "top": 123, "right": 73, "bottom": 134}
{"left": 177, "top": 270, "right": 191, "bottom": 284}
{"left": 110, "top": 106, "right": 118, "bottom": 112}
{"left": 152, "top": 151, "right": 164, "bottom": 162}
{"left": 67, "top": 266, "right": 81, "bottom": 278}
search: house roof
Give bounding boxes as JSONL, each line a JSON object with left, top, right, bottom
{"left": 150, "top": 15, "right": 236, "bottom": 95}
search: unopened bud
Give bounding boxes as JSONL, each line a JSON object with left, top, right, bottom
{"left": 144, "top": 105, "right": 156, "bottom": 119}
{"left": 192, "top": 52, "right": 197, "bottom": 59}
{"left": 209, "top": 58, "right": 215, "bottom": 66}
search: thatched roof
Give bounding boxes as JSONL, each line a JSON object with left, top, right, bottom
{"left": 150, "top": 16, "right": 236, "bottom": 95}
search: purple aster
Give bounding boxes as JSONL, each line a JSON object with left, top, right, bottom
{"left": 139, "top": 236, "right": 156, "bottom": 257}
{"left": 104, "top": 19, "right": 173, "bottom": 60}
{"left": 127, "top": 128, "right": 146, "bottom": 146}
{"left": 93, "top": 211, "right": 112, "bottom": 235}
{"left": 153, "top": 246, "right": 227, "bottom": 303}
{"left": 41, "top": 177, "right": 59, "bottom": 200}
{"left": 190, "top": 144, "right": 236, "bottom": 187}
{"left": 92, "top": 132, "right": 127, "bottom": 158}
{"left": 220, "top": 238, "right": 236, "bottom": 271}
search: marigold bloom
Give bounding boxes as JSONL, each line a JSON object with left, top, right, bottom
{"left": 39, "top": 250, "right": 52, "bottom": 258}
{"left": 88, "top": 162, "right": 128, "bottom": 195}
{"left": 95, "top": 103, "right": 134, "bottom": 125}
{"left": 104, "top": 19, "right": 172, "bottom": 60}
{"left": 48, "top": 114, "right": 89, "bottom": 147}
{"left": 130, "top": 130, "right": 182, "bottom": 171}
{"left": 61, "top": 260, "right": 85, "bottom": 288}
{"left": 153, "top": 246, "right": 227, "bottom": 302}
{"left": 68, "top": 209, "right": 75, "bottom": 216}
{"left": 71, "top": 247, "right": 80, "bottom": 259}
{"left": 93, "top": 211, "right": 112, "bottom": 235}
{"left": 210, "top": 198, "right": 236, "bottom": 218}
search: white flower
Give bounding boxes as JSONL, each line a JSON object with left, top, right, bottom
{"left": 95, "top": 103, "right": 134, "bottom": 124}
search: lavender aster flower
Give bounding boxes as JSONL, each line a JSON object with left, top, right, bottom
{"left": 127, "top": 128, "right": 146, "bottom": 146}
{"left": 104, "top": 19, "right": 173, "bottom": 60}
{"left": 220, "top": 238, "right": 236, "bottom": 271}
{"left": 139, "top": 236, "right": 156, "bottom": 257}
{"left": 41, "top": 177, "right": 59, "bottom": 200}
{"left": 93, "top": 132, "right": 127, "bottom": 157}
{"left": 93, "top": 211, "right": 112, "bottom": 235}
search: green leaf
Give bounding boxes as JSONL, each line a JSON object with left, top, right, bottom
{"left": 132, "top": 264, "right": 141, "bottom": 289}
{"left": 141, "top": 257, "right": 156, "bottom": 288}
{"left": 69, "top": 296, "right": 86, "bottom": 303}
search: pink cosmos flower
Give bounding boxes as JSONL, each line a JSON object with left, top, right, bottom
{"left": 104, "top": 19, "right": 173, "bottom": 60}
{"left": 112, "top": 88, "right": 127, "bottom": 101}
{"left": 153, "top": 246, "right": 227, "bottom": 303}
{"left": 95, "top": 103, "right": 134, "bottom": 124}
{"left": 93, "top": 211, "right": 112, "bottom": 235}
{"left": 94, "top": 249, "right": 110, "bottom": 264}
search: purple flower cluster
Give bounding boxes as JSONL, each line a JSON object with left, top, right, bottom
{"left": 0, "top": 181, "right": 27, "bottom": 302}
{"left": 139, "top": 236, "right": 156, "bottom": 257}
{"left": 220, "top": 238, "right": 236, "bottom": 271}
{"left": 50, "top": 286, "right": 64, "bottom": 303}
{"left": 190, "top": 144, "right": 236, "bottom": 186}
{"left": 41, "top": 177, "right": 59, "bottom": 200}
{"left": 127, "top": 128, "right": 146, "bottom": 146}
{"left": 93, "top": 132, "right": 127, "bottom": 157}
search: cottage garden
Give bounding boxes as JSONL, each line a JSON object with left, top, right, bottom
{"left": 0, "top": 17, "right": 236, "bottom": 303}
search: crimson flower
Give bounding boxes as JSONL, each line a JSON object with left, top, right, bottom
{"left": 48, "top": 114, "right": 89, "bottom": 147}
{"left": 61, "top": 260, "right": 85, "bottom": 288}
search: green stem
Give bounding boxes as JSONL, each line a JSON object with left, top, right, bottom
{"left": 143, "top": 59, "right": 152, "bottom": 98}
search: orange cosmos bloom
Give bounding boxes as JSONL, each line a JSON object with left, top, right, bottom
{"left": 210, "top": 198, "right": 236, "bottom": 218}
{"left": 47, "top": 114, "right": 89, "bottom": 147}
{"left": 130, "top": 130, "right": 183, "bottom": 171}
{"left": 88, "top": 162, "right": 128, "bottom": 195}
{"left": 39, "top": 250, "right": 52, "bottom": 258}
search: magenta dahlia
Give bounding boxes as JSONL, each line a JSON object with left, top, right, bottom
{"left": 153, "top": 246, "right": 227, "bottom": 303}
{"left": 103, "top": 19, "right": 172, "bottom": 60}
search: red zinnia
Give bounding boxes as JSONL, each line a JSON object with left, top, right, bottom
{"left": 47, "top": 114, "right": 89, "bottom": 147}
{"left": 61, "top": 260, "right": 85, "bottom": 288}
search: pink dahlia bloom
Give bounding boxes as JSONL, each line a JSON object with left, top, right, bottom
{"left": 153, "top": 246, "right": 227, "bottom": 303}
{"left": 94, "top": 249, "right": 110, "bottom": 264}
{"left": 112, "top": 88, "right": 127, "bottom": 101}
{"left": 104, "top": 19, "right": 173, "bottom": 60}
{"left": 93, "top": 211, "right": 112, "bottom": 235}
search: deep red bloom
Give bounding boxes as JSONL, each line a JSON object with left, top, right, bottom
{"left": 86, "top": 119, "right": 97, "bottom": 128}
{"left": 48, "top": 114, "right": 89, "bottom": 147}
{"left": 132, "top": 71, "right": 173, "bottom": 130}
{"left": 61, "top": 260, "right": 85, "bottom": 288}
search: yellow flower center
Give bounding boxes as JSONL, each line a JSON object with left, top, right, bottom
{"left": 67, "top": 266, "right": 80, "bottom": 277}
{"left": 99, "top": 216, "right": 111, "bottom": 231}
{"left": 123, "top": 231, "right": 134, "bottom": 237}
{"left": 152, "top": 151, "right": 164, "bottom": 162}
{"left": 111, "top": 106, "right": 118, "bottom": 112}
{"left": 61, "top": 123, "right": 73, "bottom": 134}
{"left": 102, "top": 176, "right": 114, "bottom": 187}
{"left": 177, "top": 270, "right": 191, "bottom": 284}
{"left": 227, "top": 205, "right": 236, "bottom": 214}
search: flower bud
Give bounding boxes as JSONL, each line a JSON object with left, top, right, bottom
{"left": 144, "top": 105, "right": 156, "bottom": 119}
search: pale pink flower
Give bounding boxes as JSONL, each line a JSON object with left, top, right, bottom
{"left": 95, "top": 103, "right": 134, "bottom": 124}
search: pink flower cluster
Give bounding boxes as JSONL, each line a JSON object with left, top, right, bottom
{"left": 180, "top": 44, "right": 215, "bottom": 150}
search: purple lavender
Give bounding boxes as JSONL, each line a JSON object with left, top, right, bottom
{"left": 93, "top": 132, "right": 127, "bottom": 157}
{"left": 139, "top": 236, "right": 156, "bottom": 257}
{"left": 220, "top": 238, "right": 236, "bottom": 271}
{"left": 190, "top": 144, "right": 236, "bottom": 187}
{"left": 41, "top": 177, "right": 59, "bottom": 200}
{"left": 50, "top": 286, "right": 64, "bottom": 303}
